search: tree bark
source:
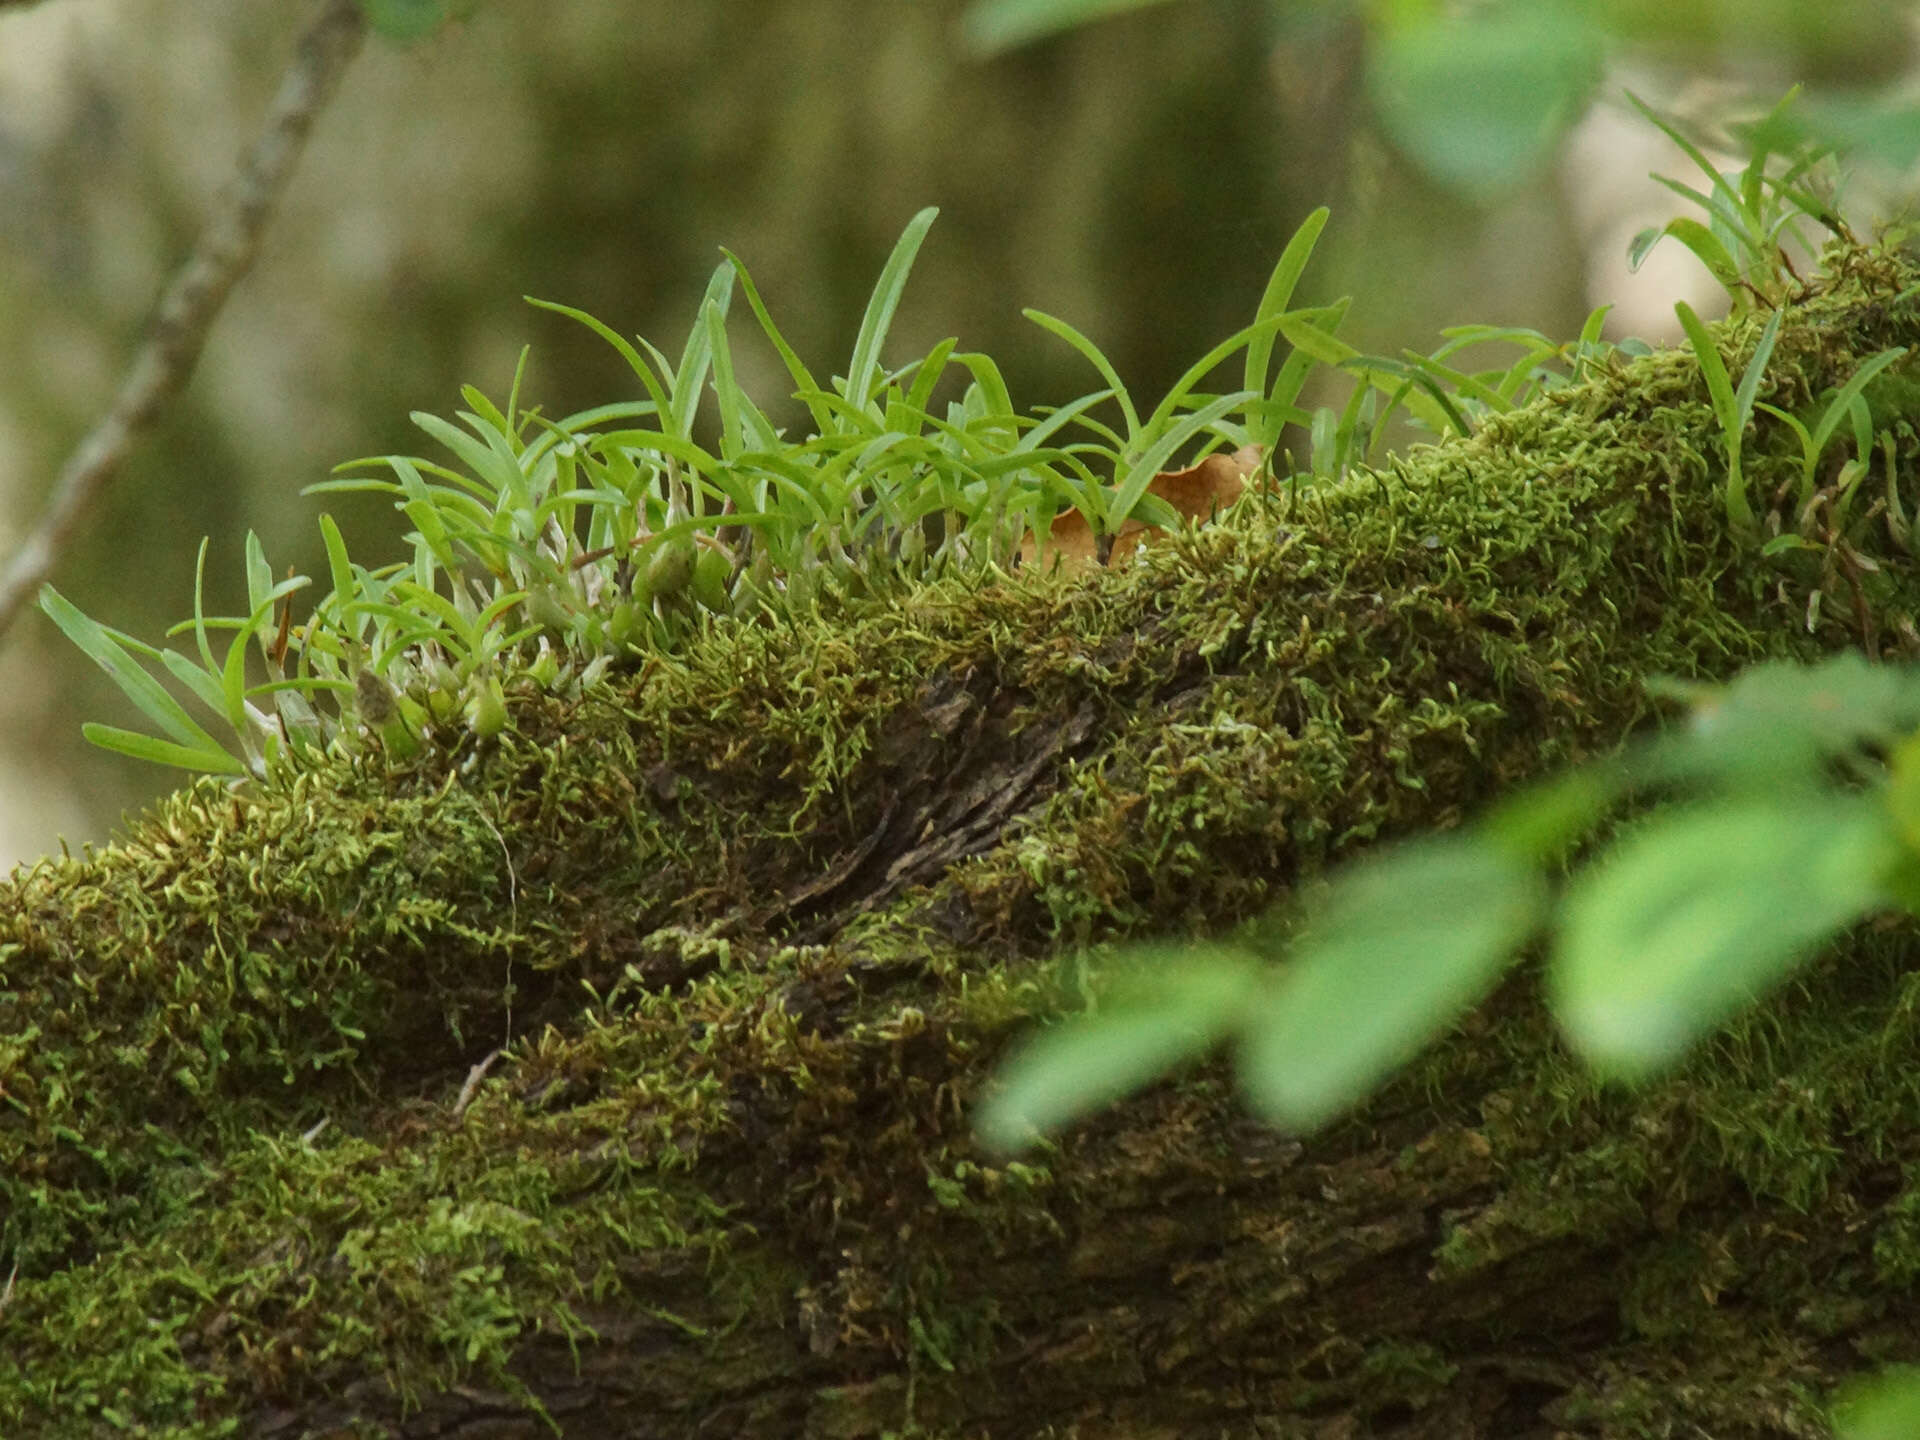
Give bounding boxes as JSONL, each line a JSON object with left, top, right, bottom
{"left": 6, "top": 244, "right": 1920, "bottom": 1438}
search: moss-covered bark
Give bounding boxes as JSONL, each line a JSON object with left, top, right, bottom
{"left": 7, "top": 242, "right": 1920, "bottom": 1437}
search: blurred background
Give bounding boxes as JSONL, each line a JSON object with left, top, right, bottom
{"left": 0, "top": 0, "right": 1915, "bottom": 867}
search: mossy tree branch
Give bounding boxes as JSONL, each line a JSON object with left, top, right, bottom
{"left": 6, "top": 246, "right": 1920, "bottom": 1436}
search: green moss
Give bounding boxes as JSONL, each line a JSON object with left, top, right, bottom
{"left": 6, "top": 237, "right": 1920, "bottom": 1434}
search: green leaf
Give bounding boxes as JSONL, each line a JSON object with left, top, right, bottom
{"left": 1639, "top": 654, "right": 1920, "bottom": 792}
{"left": 1730, "top": 306, "right": 1784, "bottom": 436}
{"left": 704, "top": 296, "right": 744, "bottom": 461}
{"left": 79, "top": 723, "right": 247, "bottom": 776}
{"left": 1141, "top": 314, "right": 1289, "bottom": 442}
{"left": 1552, "top": 797, "right": 1900, "bottom": 1079}
{"left": 1024, "top": 308, "right": 1140, "bottom": 443}
{"left": 319, "top": 513, "right": 358, "bottom": 616}
{"left": 666, "top": 263, "right": 736, "bottom": 443}
{"left": 40, "top": 586, "right": 235, "bottom": 759}
{"left": 1673, "top": 299, "right": 1756, "bottom": 530}
{"left": 355, "top": 0, "right": 448, "bottom": 42}
{"left": 1276, "top": 314, "right": 1454, "bottom": 436}
{"left": 158, "top": 647, "right": 231, "bottom": 719}
{"left": 959, "top": 0, "right": 1176, "bottom": 55}
{"left": 1480, "top": 761, "right": 1627, "bottom": 864}
{"left": 722, "top": 248, "right": 832, "bottom": 434}
{"left": 244, "top": 531, "right": 275, "bottom": 619}
{"left": 1808, "top": 346, "right": 1909, "bottom": 465}
{"left": 1109, "top": 392, "right": 1254, "bottom": 526}
{"left": 189, "top": 537, "right": 217, "bottom": 672}
{"left": 524, "top": 297, "right": 673, "bottom": 424}
{"left": 975, "top": 949, "right": 1262, "bottom": 1152}
{"left": 1237, "top": 838, "right": 1547, "bottom": 1132}
{"left": 1243, "top": 206, "right": 1330, "bottom": 416}
{"left": 1631, "top": 216, "right": 1743, "bottom": 292}
{"left": 1369, "top": 0, "right": 1603, "bottom": 194}
{"left": 404, "top": 412, "right": 521, "bottom": 509}
{"left": 845, "top": 208, "right": 938, "bottom": 418}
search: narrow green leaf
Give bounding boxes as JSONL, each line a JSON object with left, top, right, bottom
{"left": 464, "top": 382, "right": 518, "bottom": 455}
{"left": 221, "top": 618, "right": 255, "bottom": 732}
{"left": 190, "top": 538, "right": 217, "bottom": 673}
{"left": 722, "top": 247, "right": 833, "bottom": 433}
{"left": 1277, "top": 314, "right": 1453, "bottom": 435}
{"left": 1638, "top": 216, "right": 1743, "bottom": 292}
{"left": 319, "top": 513, "right": 358, "bottom": 617}
{"left": 1730, "top": 306, "right": 1784, "bottom": 435}
{"left": 1244, "top": 206, "right": 1330, "bottom": 407}
{"left": 1109, "top": 392, "right": 1253, "bottom": 525}
{"left": 158, "top": 647, "right": 230, "bottom": 718}
{"left": 244, "top": 531, "right": 275, "bottom": 619}
{"left": 79, "top": 723, "right": 246, "bottom": 776}
{"left": 704, "top": 296, "right": 744, "bottom": 461}
{"left": 1808, "top": 346, "right": 1908, "bottom": 463}
{"left": 951, "top": 352, "right": 1016, "bottom": 423}
{"left": 525, "top": 297, "right": 675, "bottom": 423}
{"left": 1626, "top": 91, "right": 1737, "bottom": 210}
{"left": 1024, "top": 308, "right": 1140, "bottom": 441}
{"left": 1142, "top": 313, "right": 1289, "bottom": 443}
{"left": 40, "top": 586, "right": 232, "bottom": 756}
{"left": 1673, "top": 299, "right": 1753, "bottom": 529}
{"left": 903, "top": 337, "right": 960, "bottom": 421}
{"left": 666, "top": 262, "right": 735, "bottom": 443}
{"left": 845, "top": 207, "right": 938, "bottom": 417}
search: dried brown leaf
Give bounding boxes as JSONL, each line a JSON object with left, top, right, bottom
{"left": 1020, "top": 443, "right": 1266, "bottom": 571}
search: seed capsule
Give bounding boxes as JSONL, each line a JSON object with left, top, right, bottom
{"left": 354, "top": 668, "right": 398, "bottom": 727}
{"left": 691, "top": 543, "right": 732, "bottom": 613}
{"left": 465, "top": 673, "right": 508, "bottom": 739}
{"left": 644, "top": 537, "right": 695, "bottom": 599}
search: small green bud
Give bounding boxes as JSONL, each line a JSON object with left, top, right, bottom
{"left": 609, "top": 599, "right": 640, "bottom": 644}
{"left": 465, "top": 673, "right": 508, "bottom": 738}
{"left": 644, "top": 537, "right": 695, "bottom": 599}
{"left": 421, "top": 658, "right": 463, "bottom": 723}
{"left": 356, "top": 672, "right": 422, "bottom": 758}
{"left": 691, "top": 542, "right": 732, "bottom": 613}
{"left": 526, "top": 585, "right": 573, "bottom": 634}
{"left": 529, "top": 647, "right": 560, "bottom": 689}
{"left": 354, "top": 667, "right": 398, "bottom": 727}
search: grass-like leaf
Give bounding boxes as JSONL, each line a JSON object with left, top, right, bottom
{"left": 1674, "top": 300, "right": 1781, "bottom": 530}
{"left": 844, "top": 207, "right": 938, "bottom": 419}
{"left": 42, "top": 586, "right": 246, "bottom": 775}
{"left": 1243, "top": 205, "right": 1329, "bottom": 441}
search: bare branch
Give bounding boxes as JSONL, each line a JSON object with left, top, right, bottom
{"left": 0, "top": 0, "right": 368, "bottom": 639}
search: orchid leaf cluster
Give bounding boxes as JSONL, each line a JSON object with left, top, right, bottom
{"left": 45, "top": 194, "right": 1622, "bottom": 780}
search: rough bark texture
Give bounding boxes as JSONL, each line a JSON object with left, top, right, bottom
{"left": 9, "top": 243, "right": 1920, "bottom": 1438}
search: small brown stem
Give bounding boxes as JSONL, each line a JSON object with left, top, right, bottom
{"left": 0, "top": 0, "right": 367, "bottom": 640}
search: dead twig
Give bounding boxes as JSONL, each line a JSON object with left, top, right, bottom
{"left": 0, "top": 0, "right": 367, "bottom": 639}
{"left": 452, "top": 1049, "right": 503, "bottom": 1121}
